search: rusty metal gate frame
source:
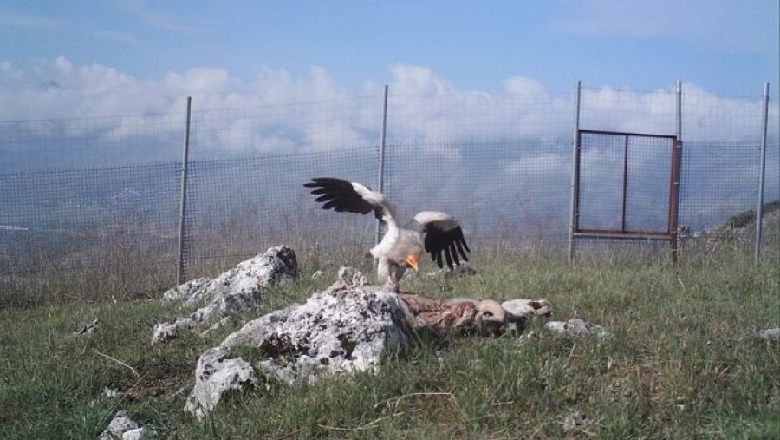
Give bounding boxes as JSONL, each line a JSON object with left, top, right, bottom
{"left": 570, "top": 129, "right": 682, "bottom": 261}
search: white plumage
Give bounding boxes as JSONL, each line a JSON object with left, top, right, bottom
{"left": 304, "top": 177, "right": 471, "bottom": 290}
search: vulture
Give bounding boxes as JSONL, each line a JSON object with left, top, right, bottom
{"left": 304, "top": 177, "right": 471, "bottom": 291}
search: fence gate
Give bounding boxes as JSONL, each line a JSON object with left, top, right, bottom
{"left": 569, "top": 129, "right": 682, "bottom": 261}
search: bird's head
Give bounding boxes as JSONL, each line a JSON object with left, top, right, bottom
{"left": 404, "top": 253, "right": 420, "bottom": 272}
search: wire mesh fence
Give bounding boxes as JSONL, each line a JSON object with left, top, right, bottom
{"left": 383, "top": 139, "right": 572, "bottom": 249}
{"left": 0, "top": 112, "right": 186, "bottom": 173}
{"left": 181, "top": 148, "right": 380, "bottom": 276}
{"left": 0, "top": 83, "right": 777, "bottom": 305}
{"left": 576, "top": 131, "right": 676, "bottom": 235}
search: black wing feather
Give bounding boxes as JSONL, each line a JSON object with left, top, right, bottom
{"left": 423, "top": 224, "right": 470, "bottom": 269}
{"left": 449, "top": 242, "right": 461, "bottom": 266}
{"left": 433, "top": 250, "right": 443, "bottom": 268}
{"left": 304, "top": 177, "right": 375, "bottom": 216}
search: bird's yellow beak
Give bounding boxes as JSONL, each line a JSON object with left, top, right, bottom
{"left": 405, "top": 253, "right": 420, "bottom": 272}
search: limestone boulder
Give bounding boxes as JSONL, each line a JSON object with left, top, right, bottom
{"left": 184, "top": 346, "right": 260, "bottom": 421}
{"left": 152, "top": 245, "right": 297, "bottom": 343}
{"left": 220, "top": 285, "right": 408, "bottom": 385}
{"left": 184, "top": 269, "right": 409, "bottom": 418}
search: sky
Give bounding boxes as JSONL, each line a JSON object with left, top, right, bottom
{"left": 0, "top": 0, "right": 777, "bottom": 113}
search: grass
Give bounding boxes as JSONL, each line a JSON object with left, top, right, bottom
{"left": 1, "top": 249, "right": 778, "bottom": 439}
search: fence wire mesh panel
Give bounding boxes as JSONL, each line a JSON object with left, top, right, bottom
{"left": 181, "top": 147, "right": 379, "bottom": 278}
{"left": 383, "top": 92, "right": 575, "bottom": 251}
{"left": 576, "top": 131, "right": 676, "bottom": 236}
{"left": 680, "top": 141, "right": 767, "bottom": 230}
{"left": 187, "top": 97, "right": 383, "bottom": 160}
{"left": 180, "top": 98, "right": 385, "bottom": 278}
{"left": 383, "top": 140, "right": 571, "bottom": 251}
{"left": 763, "top": 139, "right": 780, "bottom": 257}
{"left": 679, "top": 140, "right": 780, "bottom": 256}
{"left": 682, "top": 88, "right": 776, "bottom": 143}
{"left": 0, "top": 112, "right": 187, "bottom": 304}
{"left": 1, "top": 84, "right": 778, "bottom": 304}
{"left": 0, "top": 112, "right": 186, "bottom": 173}
{"left": 0, "top": 163, "right": 182, "bottom": 304}
{"left": 385, "top": 91, "right": 575, "bottom": 144}
{"left": 578, "top": 87, "right": 678, "bottom": 135}
{"left": 678, "top": 87, "right": 780, "bottom": 259}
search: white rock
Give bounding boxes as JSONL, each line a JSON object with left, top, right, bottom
{"left": 99, "top": 410, "right": 156, "bottom": 440}
{"left": 121, "top": 427, "right": 156, "bottom": 440}
{"left": 334, "top": 265, "right": 368, "bottom": 288}
{"left": 562, "top": 409, "right": 593, "bottom": 433}
{"left": 220, "top": 285, "right": 407, "bottom": 385}
{"left": 182, "top": 245, "right": 297, "bottom": 310}
{"left": 185, "top": 269, "right": 409, "bottom": 418}
{"left": 103, "top": 387, "right": 121, "bottom": 398}
{"left": 73, "top": 318, "right": 99, "bottom": 335}
{"left": 184, "top": 346, "right": 260, "bottom": 420}
{"left": 758, "top": 327, "right": 780, "bottom": 341}
{"left": 162, "top": 277, "right": 210, "bottom": 302}
{"left": 545, "top": 318, "right": 611, "bottom": 339}
{"left": 198, "top": 316, "right": 235, "bottom": 338}
{"left": 153, "top": 246, "right": 298, "bottom": 343}
{"left": 152, "top": 320, "right": 184, "bottom": 344}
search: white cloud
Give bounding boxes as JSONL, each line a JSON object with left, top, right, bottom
{"left": 504, "top": 76, "right": 546, "bottom": 95}
{"left": 386, "top": 66, "right": 570, "bottom": 142}
{"left": 164, "top": 68, "right": 231, "bottom": 94}
{"left": 0, "top": 57, "right": 775, "bottom": 158}
{"left": 0, "top": 61, "right": 23, "bottom": 84}
{"left": 390, "top": 64, "right": 456, "bottom": 96}
{"left": 306, "top": 120, "right": 367, "bottom": 152}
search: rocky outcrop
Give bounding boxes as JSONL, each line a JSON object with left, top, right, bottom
{"left": 220, "top": 282, "right": 408, "bottom": 386}
{"left": 182, "top": 266, "right": 566, "bottom": 419}
{"left": 152, "top": 246, "right": 297, "bottom": 344}
{"left": 184, "top": 268, "right": 408, "bottom": 419}
{"left": 168, "top": 245, "right": 297, "bottom": 307}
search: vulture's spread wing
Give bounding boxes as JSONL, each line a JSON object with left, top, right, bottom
{"left": 303, "top": 177, "right": 388, "bottom": 221}
{"left": 413, "top": 211, "right": 471, "bottom": 269}
{"left": 305, "top": 178, "right": 472, "bottom": 274}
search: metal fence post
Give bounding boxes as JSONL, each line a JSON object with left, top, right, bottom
{"left": 670, "top": 80, "right": 683, "bottom": 263}
{"left": 375, "top": 85, "right": 389, "bottom": 248}
{"left": 754, "top": 82, "right": 770, "bottom": 265}
{"left": 176, "top": 96, "right": 193, "bottom": 286}
{"left": 567, "top": 80, "right": 582, "bottom": 265}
